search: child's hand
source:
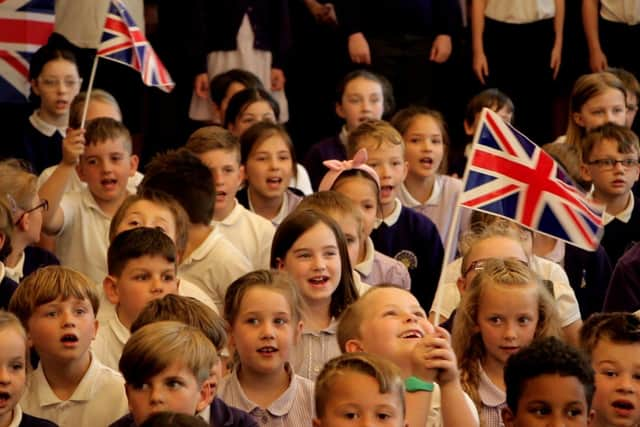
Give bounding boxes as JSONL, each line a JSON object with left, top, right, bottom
{"left": 62, "top": 128, "right": 85, "bottom": 166}
{"left": 411, "top": 326, "right": 460, "bottom": 387}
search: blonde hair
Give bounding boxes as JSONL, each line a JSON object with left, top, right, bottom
{"left": 0, "top": 311, "right": 29, "bottom": 372}
{"left": 566, "top": 72, "right": 626, "bottom": 149}
{"left": 69, "top": 89, "right": 121, "bottom": 128}
{"left": 315, "top": 352, "right": 405, "bottom": 417}
{"left": 119, "top": 320, "right": 217, "bottom": 386}
{"left": 0, "top": 197, "right": 14, "bottom": 262}
{"left": 347, "top": 119, "right": 405, "bottom": 158}
{"left": 297, "top": 191, "right": 365, "bottom": 240}
{"left": 452, "top": 258, "right": 561, "bottom": 416}
{"left": 0, "top": 159, "right": 37, "bottom": 216}
{"left": 9, "top": 266, "right": 100, "bottom": 327}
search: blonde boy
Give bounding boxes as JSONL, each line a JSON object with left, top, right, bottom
{"left": 115, "top": 321, "right": 216, "bottom": 426}
{"left": 580, "top": 312, "right": 640, "bottom": 427}
{"left": 184, "top": 126, "right": 275, "bottom": 270}
{"left": 347, "top": 120, "right": 444, "bottom": 309}
{"left": 9, "top": 266, "right": 128, "bottom": 426}
{"left": 337, "top": 285, "right": 479, "bottom": 427}
{"left": 93, "top": 227, "right": 180, "bottom": 370}
{"left": 39, "top": 117, "right": 139, "bottom": 287}
{"left": 581, "top": 123, "right": 640, "bottom": 267}
{"left": 314, "top": 352, "right": 407, "bottom": 427}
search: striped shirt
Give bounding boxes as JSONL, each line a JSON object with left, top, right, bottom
{"left": 293, "top": 319, "right": 341, "bottom": 381}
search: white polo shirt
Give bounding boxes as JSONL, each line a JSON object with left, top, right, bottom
{"left": 212, "top": 200, "right": 275, "bottom": 270}
{"left": 484, "top": 0, "right": 555, "bottom": 23}
{"left": 92, "top": 314, "right": 128, "bottom": 371}
{"left": 600, "top": 0, "right": 640, "bottom": 25}
{"left": 21, "top": 354, "right": 128, "bottom": 427}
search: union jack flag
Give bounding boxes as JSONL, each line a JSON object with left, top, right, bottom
{"left": 460, "top": 108, "right": 604, "bottom": 251}
{"left": 0, "top": 0, "right": 54, "bottom": 103}
{"left": 97, "top": 0, "right": 174, "bottom": 92}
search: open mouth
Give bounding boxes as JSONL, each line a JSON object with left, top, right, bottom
{"left": 61, "top": 334, "right": 78, "bottom": 343}
{"left": 420, "top": 157, "right": 434, "bottom": 166}
{"left": 398, "top": 329, "right": 424, "bottom": 339}
{"left": 257, "top": 346, "right": 278, "bottom": 354}
{"left": 308, "top": 276, "right": 329, "bottom": 287}
{"left": 612, "top": 399, "right": 635, "bottom": 412}
{"left": 0, "top": 392, "right": 11, "bottom": 402}
{"left": 55, "top": 100, "right": 68, "bottom": 109}
{"left": 101, "top": 178, "right": 117, "bottom": 188}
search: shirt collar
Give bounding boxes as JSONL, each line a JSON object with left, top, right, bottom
{"left": 7, "top": 404, "right": 22, "bottom": 427}
{"left": 302, "top": 318, "right": 338, "bottom": 335}
{"left": 399, "top": 178, "right": 442, "bottom": 208}
{"left": 215, "top": 200, "right": 240, "bottom": 226}
{"left": 379, "top": 198, "right": 402, "bottom": 227}
{"left": 231, "top": 363, "right": 298, "bottom": 416}
{"left": 29, "top": 110, "right": 67, "bottom": 137}
{"left": 247, "top": 189, "right": 289, "bottom": 227}
{"left": 478, "top": 364, "right": 505, "bottom": 407}
{"left": 34, "top": 353, "right": 100, "bottom": 405}
{"left": 182, "top": 227, "right": 219, "bottom": 264}
{"left": 603, "top": 193, "right": 635, "bottom": 225}
{"left": 111, "top": 314, "right": 131, "bottom": 345}
{"left": 4, "top": 252, "right": 24, "bottom": 283}
{"left": 355, "top": 238, "right": 376, "bottom": 276}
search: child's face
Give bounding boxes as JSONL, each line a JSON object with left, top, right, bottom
{"left": 229, "top": 287, "right": 302, "bottom": 376}
{"left": 197, "top": 149, "right": 244, "bottom": 221}
{"left": 403, "top": 115, "right": 445, "bottom": 179}
{"left": 31, "top": 59, "right": 80, "bottom": 120}
{"left": 0, "top": 327, "right": 27, "bottom": 427}
{"left": 626, "top": 92, "right": 638, "bottom": 128}
{"left": 116, "top": 200, "right": 177, "bottom": 242}
{"left": 330, "top": 211, "right": 363, "bottom": 267}
{"left": 590, "top": 338, "right": 640, "bottom": 427}
{"left": 502, "top": 374, "right": 592, "bottom": 427}
{"left": 229, "top": 101, "right": 276, "bottom": 137}
{"left": 22, "top": 194, "right": 46, "bottom": 245}
{"left": 77, "top": 138, "right": 138, "bottom": 206}
{"left": 475, "top": 282, "right": 539, "bottom": 371}
{"left": 360, "top": 140, "right": 407, "bottom": 216}
{"left": 126, "top": 360, "right": 211, "bottom": 426}
{"left": 348, "top": 288, "right": 434, "bottom": 372}
{"left": 336, "top": 77, "right": 384, "bottom": 131}
{"left": 245, "top": 135, "right": 293, "bottom": 202}
{"left": 104, "top": 255, "right": 179, "bottom": 328}
{"left": 574, "top": 88, "right": 627, "bottom": 130}
{"left": 27, "top": 296, "right": 97, "bottom": 364}
{"left": 333, "top": 176, "right": 379, "bottom": 237}
{"left": 280, "top": 222, "right": 341, "bottom": 306}
{"left": 581, "top": 138, "right": 640, "bottom": 202}
{"left": 218, "top": 81, "right": 246, "bottom": 121}
{"left": 313, "top": 371, "right": 406, "bottom": 427}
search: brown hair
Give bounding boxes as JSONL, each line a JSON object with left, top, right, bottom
{"left": 347, "top": 119, "right": 405, "bottom": 159}
{"left": 84, "top": 117, "right": 132, "bottom": 153}
{"left": 185, "top": 126, "right": 240, "bottom": 163}
{"left": 581, "top": 122, "right": 640, "bottom": 163}
{"left": 580, "top": 312, "right": 640, "bottom": 356}
{"left": 107, "top": 227, "right": 177, "bottom": 277}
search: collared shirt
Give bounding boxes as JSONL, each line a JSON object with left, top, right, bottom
{"left": 293, "top": 319, "right": 340, "bottom": 381}
{"left": 21, "top": 354, "right": 128, "bottom": 427}
{"left": 247, "top": 189, "right": 302, "bottom": 228}
{"left": 378, "top": 198, "right": 403, "bottom": 227}
{"left": 4, "top": 252, "right": 25, "bottom": 283}
{"left": 29, "top": 111, "right": 66, "bottom": 138}
{"left": 484, "top": 0, "right": 555, "bottom": 23}
{"left": 212, "top": 200, "right": 275, "bottom": 270}
{"left": 178, "top": 227, "right": 252, "bottom": 312}
{"left": 478, "top": 365, "right": 507, "bottom": 427}
{"left": 92, "top": 314, "right": 129, "bottom": 371}
{"left": 218, "top": 364, "right": 315, "bottom": 427}
{"left": 603, "top": 193, "right": 635, "bottom": 225}
{"left": 355, "top": 238, "right": 411, "bottom": 289}
{"left": 601, "top": 0, "right": 640, "bottom": 25}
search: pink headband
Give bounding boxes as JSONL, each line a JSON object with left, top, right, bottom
{"left": 318, "top": 148, "right": 381, "bottom": 192}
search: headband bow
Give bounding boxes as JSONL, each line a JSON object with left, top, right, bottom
{"left": 318, "top": 148, "right": 381, "bottom": 192}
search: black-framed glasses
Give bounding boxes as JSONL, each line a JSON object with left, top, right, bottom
{"left": 586, "top": 158, "right": 640, "bottom": 170}
{"left": 14, "top": 199, "right": 48, "bottom": 225}
{"left": 462, "top": 257, "right": 529, "bottom": 277}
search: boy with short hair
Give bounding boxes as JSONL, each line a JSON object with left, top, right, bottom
{"left": 129, "top": 294, "right": 257, "bottom": 427}
{"left": 39, "top": 117, "right": 139, "bottom": 287}
{"left": 313, "top": 352, "right": 407, "bottom": 427}
{"left": 580, "top": 123, "right": 640, "bottom": 267}
{"left": 184, "top": 126, "right": 275, "bottom": 270}
{"left": 9, "top": 265, "right": 128, "bottom": 426}
{"left": 580, "top": 312, "right": 640, "bottom": 427}
{"left": 347, "top": 119, "right": 444, "bottom": 308}
{"left": 93, "top": 227, "right": 180, "bottom": 370}
{"left": 113, "top": 321, "right": 217, "bottom": 426}
{"left": 502, "top": 336, "right": 595, "bottom": 427}
{"left": 140, "top": 148, "right": 251, "bottom": 311}
{"left": 337, "top": 285, "right": 479, "bottom": 427}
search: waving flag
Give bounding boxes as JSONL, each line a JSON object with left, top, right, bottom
{"left": 0, "top": 0, "right": 54, "bottom": 103}
{"left": 97, "top": 0, "right": 173, "bottom": 92}
{"left": 460, "top": 108, "right": 604, "bottom": 251}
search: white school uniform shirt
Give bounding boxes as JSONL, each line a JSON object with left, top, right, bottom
{"left": 484, "top": 0, "right": 555, "bottom": 23}
{"left": 424, "top": 384, "right": 479, "bottom": 427}
{"left": 21, "top": 354, "right": 128, "bottom": 427}
{"left": 291, "top": 164, "right": 313, "bottom": 195}
{"left": 600, "top": 0, "right": 640, "bottom": 25}
{"left": 38, "top": 165, "right": 143, "bottom": 195}
{"left": 54, "top": 0, "right": 145, "bottom": 48}
{"left": 55, "top": 187, "right": 111, "bottom": 288}
{"left": 178, "top": 227, "right": 252, "bottom": 312}
{"left": 430, "top": 255, "right": 582, "bottom": 328}
{"left": 212, "top": 200, "right": 275, "bottom": 270}
{"left": 92, "top": 313, "right": 128, "bottom": 371}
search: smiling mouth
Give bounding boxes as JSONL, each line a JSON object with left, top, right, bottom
{"left": 398, "top": 330, "right": 424, "bottom": 339}
{"left": 309, "top": 276, "right": 329, "bottom": 286}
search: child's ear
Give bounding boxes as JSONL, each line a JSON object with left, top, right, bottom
{"left": 294, "top": 320, "right": 303, "bottom": 344}
{"left": 580, "top": 162, "right": 592, "bottom": 183}
{"left": 588, "top": 408, "right": 595, "bottom": 424}
{"left": 456, "top": 276, "right": 467, "bottom": 294}
{"left": 275, "top": 258, "right": 285, "bottom": 270}
{"left": 30, "top": 79, "right": 41, "bottom": 97}
{"left": 312, "top": 418, "right": 322, "bottom": 427}
{"left": 500, "top": 407, "right": 516, "bottom": 427}
{"left": 573, "top": 111, "right": 585, "bottom": 128}
{"left": 238, "top": 165, "right": 245, "bottom": 182}
{"left": 344, "top": 338, "right": 365, "bottom": 353}
{"left": 76, "top": 162, "right": 86, "bottom": 182}
{"left": 196, "top": 378, "right": 214, "bottom": 413}
{"left": 463, "top": 120, "right": 474, "bottom": 137}
{"left": 402, "top": 161, "right": 408, "bottom": 180}
{"left": 128, "top": 154, "right": 139, "bottom": 176}
{"left": 103, "top": 275, "right": 120, "bottom": 305}
{"left": 335, "top": 102, "right": 345, "bottom": 120}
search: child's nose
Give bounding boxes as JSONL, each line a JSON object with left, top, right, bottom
{"left": 0, "top": 366, "right": 12, "bottom": 385}
{"left": 149, "top": 386, "right": 165, "bottom": 405}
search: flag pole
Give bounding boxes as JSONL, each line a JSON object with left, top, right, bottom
{"left": 80, "top": 55, "right": 100, "bottom": 129}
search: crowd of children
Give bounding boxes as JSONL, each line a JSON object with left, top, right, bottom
{"left": 4, "top": 21, "right": 640, "bottom": 426}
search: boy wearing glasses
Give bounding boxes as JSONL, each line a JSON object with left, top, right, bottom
{"left": 581, "top": 123, "right": 640, "bottom": 267}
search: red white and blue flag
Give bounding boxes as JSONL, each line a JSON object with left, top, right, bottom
{"left": 460, "top": 108, "right": 604, "bottom": 251}
{"left": 0, "top": 0, "right": 54, "bottom": 103}
{"left": 97, "top": 0, "right": 174, "bottom": 92}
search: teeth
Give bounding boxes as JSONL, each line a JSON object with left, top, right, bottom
{"left": 258, "top": 347, "right": 277, "bottom": 353}
{"left": 399, "top": 330, "right": 423, "bottom": 339}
